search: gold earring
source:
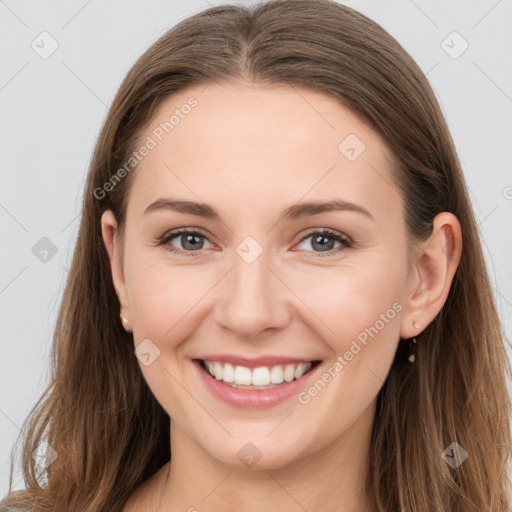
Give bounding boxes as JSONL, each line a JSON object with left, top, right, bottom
{"left": 413, "top": 320, "right": 419, "bottom": 330}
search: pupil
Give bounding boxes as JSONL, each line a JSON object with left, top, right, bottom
{"left": 183, "top": 234, "right": 203, "bottom": 250}
{"left": 312, "top": 235, "right": 334, "bottom": 252}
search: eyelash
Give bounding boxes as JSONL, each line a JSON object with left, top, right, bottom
{"left": 155, "top": 227, "right": 353, "bottom": 258}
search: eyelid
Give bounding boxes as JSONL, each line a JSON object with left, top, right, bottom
{"left": 156, "top": 227, "right": 216, "bottom": 256}
{"left": 292, "top": 228, "right": 353, "bottom": 258}
{"left": 295, "top": 227, "right": 352, "bottom": 245}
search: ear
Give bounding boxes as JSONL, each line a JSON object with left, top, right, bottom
{"left": 101, "top": 210, "right": 129, "bottom": 315}
{"left": 400, "top": 212, "right": 462, "bottom": 339}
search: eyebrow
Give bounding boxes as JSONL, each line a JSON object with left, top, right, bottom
{"left": 143, "top": 198, "right": 373, "bottom": 221}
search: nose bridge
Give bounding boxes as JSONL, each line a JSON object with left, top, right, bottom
{"left": 214, "top": 239, "right": 289, "bottom": 337}
{"left": 232, "top": 246, "right": 270, "bottom": 301}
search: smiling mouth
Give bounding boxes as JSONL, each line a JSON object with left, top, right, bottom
{"left": 196, "top": 358, "right": 322, "bottom": 390}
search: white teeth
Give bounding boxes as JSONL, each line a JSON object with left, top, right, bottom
{"left": 234, "top": 365, "right": 252, "bottom": 385}
{"left": 222, "top": 363, "right": 235, "bottom": 383}
{"left": 203, "top": 360, "right": 313, "bottom": 387}
{"left": 270, "top": 365, "right": 284, "bottom": 384}
{"left": 213, "top": 361, "right": 223, "bottom": 380}
{"left": 252, "top": 367, "right": 270, "bottom": 386}
{"left": 284, "top": 364, "right": 295, "bottom": 382}
{"left": 295, "top": 363, "right": 309, "bottom": 379}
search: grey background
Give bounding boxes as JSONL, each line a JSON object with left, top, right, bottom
{"left": 1, "top": 0, "right": 511, "bottom": 495}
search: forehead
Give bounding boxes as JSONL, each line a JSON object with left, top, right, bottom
{"left": 127, "top": 81, "right": 401, "bottom": 222}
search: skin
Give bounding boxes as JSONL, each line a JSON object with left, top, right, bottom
{"left": 101, "top": 81, "right": 462, "bottom": 511}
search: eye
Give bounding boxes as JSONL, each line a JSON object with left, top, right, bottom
{"left": 156, "top": 228, "right": 214, "bottom": 256}
{"left": 156, "top": 227, "right": 353, "bottom": 258}
{"left": 294, "top": 228, "right": 352, "bottom": 257}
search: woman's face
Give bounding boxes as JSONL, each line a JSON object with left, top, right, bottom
{"left": 103, "top": 81, "right": 419, "bottom": 469}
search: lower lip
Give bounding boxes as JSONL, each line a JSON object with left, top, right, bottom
{"left": 193, "top": 359, "right": 322, "bottom": 409}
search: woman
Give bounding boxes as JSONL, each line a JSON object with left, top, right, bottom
{"left": 2, "top": 0, "right": 511, "bottom": 510}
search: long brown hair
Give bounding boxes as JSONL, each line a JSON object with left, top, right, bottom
{"left": 2, "top": 1, "right": 511, "bottom": 510}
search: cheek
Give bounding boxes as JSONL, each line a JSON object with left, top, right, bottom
{"left": 124, "top": 256, "right": 215, "bottom": 416}
{"left": 295, "top": 260, "right": 403, "bottom": 341}
{"left": 125, "top": 252, "right": 217, "bottom": 342}
{"left": 291, "top": 261, "right": 404, "bottom": 440}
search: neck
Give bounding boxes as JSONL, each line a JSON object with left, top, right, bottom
{"left": 146, "top": 402, "right": 376, "bottom": 512}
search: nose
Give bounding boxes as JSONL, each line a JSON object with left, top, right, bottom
{"left": 214, "top": 248, "right": 292, "bottom": 339}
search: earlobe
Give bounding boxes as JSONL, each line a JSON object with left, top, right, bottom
{"left": 400, "top": 212, "right": 462, "bottom": 339}
{"left": 100, "top": 210, "right": 130, "bottom": 315}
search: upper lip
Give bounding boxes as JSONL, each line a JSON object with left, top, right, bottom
{"left": 195, "top": 355, "right": 321, "bottom": 368}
